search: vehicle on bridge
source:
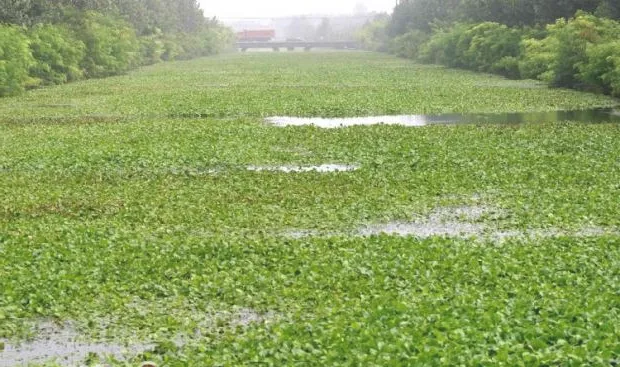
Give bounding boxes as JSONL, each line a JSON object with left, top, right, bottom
{"left": 236, "top": 29, "right": 276, "bottom": 42}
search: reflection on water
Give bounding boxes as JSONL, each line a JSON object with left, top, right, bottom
{"left": 266, "top": 108, "right": 620, "bottom": 128}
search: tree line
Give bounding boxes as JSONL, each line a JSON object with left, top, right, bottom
{"left": 359, "top": 0, "right": 620, "bottom": 97}
{"left": 389, "top": 0, "right": 619, "bottom": 35}
{"left": 1, "top": 0, "right": 210, "bottom": 33}
{"left": 1, "top": 0, "right": 233, "bottom": 96}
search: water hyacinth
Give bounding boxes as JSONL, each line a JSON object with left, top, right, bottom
{"left": 0, "top": 52, "right": 619, "bottom": 366}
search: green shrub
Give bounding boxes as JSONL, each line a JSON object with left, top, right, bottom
{"left": 419, "top": 22, "right": 523, "bottom": 75}
{"left": 419, "top": 23, "right": 469, "bottom": 67}
{"left": 1, "top": 6, "right": 233, "bottom": 97}
{"left": 412, "top": 14, "right": 620, "bottom": 96}
{"left": 390, "top": 30, "right": 429, "bottom": 59}
{"left": 609, "top": 64, "right": 620, "bottom": 97}
{"left": 161, "top": 36, "right": 183, "bottom": 61}
{"left": 170, "top": 32, "right": 202, "bottom": 60}
{"left": 547, "top": 18, "right": 588, "bottom": 88}
{"left": 387, "top": 12, "right": 620, "bottom": 97}
{"left": 463, "top": 23, "right": 523, "bottom": 73}
{"left": 579, "top": 41, "right": 620, "bottom": 96}
{"left": 0, "top": 25, "right": 36, "bottom": 96}
{"left": 139, "top": 31, "right": 166, "bottom": 65}
{"left": 358, "top": 17, "right": 390, "bottom": 52}
{"left": 521, "top": 13, "right": 620, "bottom": 88}
{"left": 172, "top": 26, "right": 234, "bottom": 60}
{"left": 73, "top": 11, "right": 141, "bottom": 78}
{"left": 519, "top": 37, "right": 556, "bottom": 81}
{"left": 491, "top": 56, "right": 521, "bottom": 79}
{"left": 28, "top": 24, "right": 85, "bottom": 85}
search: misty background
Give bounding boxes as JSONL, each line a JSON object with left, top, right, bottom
{"left": 199, "top": 0, "right": 394, "bottom": 19}
{"left": 199, "top": 1, "right": 393, "bottom": 41}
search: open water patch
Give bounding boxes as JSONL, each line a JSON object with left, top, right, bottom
{"left": 284, "top": 205, "right": 619, "bottom": 241}
{"left": 246, "top": 164, "right": 359, "bottom": 173}
{"left": 359, "top": 206, "right": 619, "bottom": 240}
{"left": 266, "top": 108, "right": 620, "bottom": 128}
{"left": 0, "top": 321, "right": 154, "bottom": 367}
{"left": 360, "top": 219, "right": 484, "bottom": 238}
{"left": 359, "top": 206, "right": 492, "bottom": 238}
{"left": 0, "top": 307, "right": 276, "bottom": 367}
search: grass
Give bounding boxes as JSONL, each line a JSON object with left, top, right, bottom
{"left": 0, "top": 52, "right": 619, "bottom": 366}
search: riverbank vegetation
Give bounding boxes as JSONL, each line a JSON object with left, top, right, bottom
{"left": 0, "top": 0, "right": 233, "bottom": 97}
{"left": 360, "top": 0, "right": 620, "bottom": 97}
{"left": 1, "top": 53, "right": 617, "bottom": 123}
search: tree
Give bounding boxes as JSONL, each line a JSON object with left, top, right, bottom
{"left": 595, "top": 0, "right": 620, "bottom": 19}
{"left": 388, "top": 0, "right": 620, "bottom": 37}
{"left": 358, "top": 14, "right": 390, "bottom": 51}
{"left": 459, "top": 0, "right": 537, "bottom": 26}
{"left": 0, "top": 0, "right": 47, "bottom": 25}
{"left": 388, "top": 0, "right": 461, "bottom": 35}
{"left": 0, "top": 25, "right": 36, "bottom": 95}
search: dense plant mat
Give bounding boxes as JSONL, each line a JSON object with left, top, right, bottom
{"left": 1, "top": 52, "right": 617, "bottom": 121}
{"left": 1, "top": 52, "right": 618, "bottom": 366}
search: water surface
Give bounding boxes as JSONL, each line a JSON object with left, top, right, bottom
{"left": 0, "top": 322, "right": 154, "bottom": 367}
{"left": 266, "top": 108, "right": 620, "bottom": 128}
{"left": 246, "top": 164, "right": 359, "bottom": 173}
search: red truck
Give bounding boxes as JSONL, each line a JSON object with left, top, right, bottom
{"left": 236, "top": 29, "right": 276, "bottom": 42}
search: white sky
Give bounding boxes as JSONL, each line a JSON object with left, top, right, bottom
{"left": 199, "top": 0, "right": 395, "bottom": 19}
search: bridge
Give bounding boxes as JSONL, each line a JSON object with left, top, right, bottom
{"left": 236, "top": 41, "right": 359, "bottom": 51}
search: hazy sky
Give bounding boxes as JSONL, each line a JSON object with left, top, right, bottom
{"left": 199, "top": 0, "right": 395, "bottom": 19}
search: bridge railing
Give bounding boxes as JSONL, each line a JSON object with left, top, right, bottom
{"left": 235, "top": 41, "right": 359, "bottom": 51}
